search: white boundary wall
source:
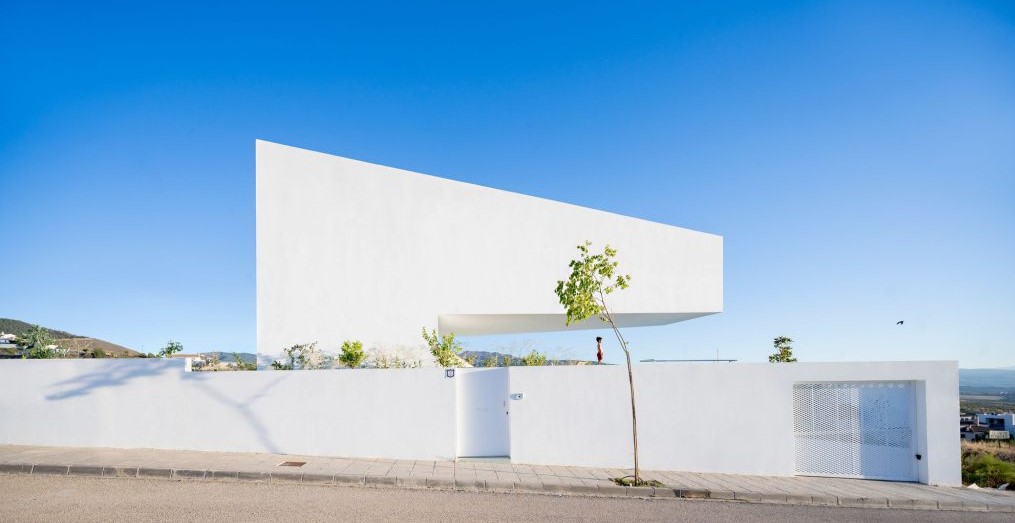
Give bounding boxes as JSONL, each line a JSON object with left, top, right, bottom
{"left": 0, "top": 360, "right": 959, "bottom": 485}
{"left": 506, "top": 361, "right": 960, "bottom": 486}
{"left": 0, "top": 360, "right": 456, "bottom": 461}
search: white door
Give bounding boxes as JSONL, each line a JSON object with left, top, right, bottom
{"left": 456, "top": 368, "right": 510, "bottom": 458}
{"left": 793, "top": 381, "right": 918, "bottom": 481}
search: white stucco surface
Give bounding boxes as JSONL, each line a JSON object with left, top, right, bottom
{"left": 256, "top": 141, "right": 723, "bottom": 365}
{"left": 0, "top": 359, "right": 457, "bottom": 461}
{"left": 505, "top": 361, "right": 960, "bottom": 486}
{"left": 0, "top": 359, "right": 958, "bottom": 485}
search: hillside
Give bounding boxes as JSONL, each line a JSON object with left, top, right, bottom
{"left": 0, "top": 318, "right": 80, "bottom": 339}
{"left": 461, "top": 350, "right": 594, "bottom": 366}
{"left": 0, "top": 318, "right": 139, "bottom": 357}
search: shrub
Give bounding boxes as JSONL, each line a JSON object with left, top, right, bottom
{"left": 339, "top": 340, "right": 366, "bottom": 369}
{"left": 963, "top": 451, "right": 1015, "bottom": 488}
{"left": 271, "top": 342, "right": 324, "bottom": 370}
{"left": 521, "top": 349, "right": 548, "bottom": 366}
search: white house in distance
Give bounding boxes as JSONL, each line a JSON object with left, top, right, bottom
{"left": 255, "top": 140, "right": 723, "bottom": 365}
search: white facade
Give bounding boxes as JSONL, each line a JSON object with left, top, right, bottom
{"left": 256, "top": 141, "right": 723, "bottom": 365}
{"left": 0, "top": 359, "right": 959, "bottom": 485}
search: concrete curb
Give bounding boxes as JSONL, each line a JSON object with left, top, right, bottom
{"left": 1, "top": 460, "right": 1012, "bottom": 513}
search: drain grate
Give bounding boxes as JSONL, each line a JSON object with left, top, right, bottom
{"left": 277, "top": 461, "right": 306, "bottom": 467}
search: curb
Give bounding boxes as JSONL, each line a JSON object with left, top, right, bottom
{"left": 1, "top": 461, "right": 1012, "bottom": 513}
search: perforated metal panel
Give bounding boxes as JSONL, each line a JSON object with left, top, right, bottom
{"left": 793, "top": 382, "right": 917, "bottom": 481}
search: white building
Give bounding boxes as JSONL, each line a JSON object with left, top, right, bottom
{"left": 256, "top": 140, "right": 723, "bottom": 366}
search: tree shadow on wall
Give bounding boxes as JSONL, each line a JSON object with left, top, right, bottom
{"left": 182, "top": 371, "right": 286, "bottom": 455}
{"left": 44, "top": 360, "right": 286, "bottom": 455}
{"left": 45, "top": 360, "right": 177, "bottom": 401}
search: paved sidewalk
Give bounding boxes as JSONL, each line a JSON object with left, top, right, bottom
{"left": 1, "top": 445, "right": 1012, "bottom": 513}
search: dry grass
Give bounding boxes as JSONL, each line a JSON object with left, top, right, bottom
{"left": 962, "top": 440, "right": 1015, "bottom": 464}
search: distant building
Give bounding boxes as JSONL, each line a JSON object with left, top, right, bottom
{"left": 976, "top": 413, "right": 1014, "bottom": 433}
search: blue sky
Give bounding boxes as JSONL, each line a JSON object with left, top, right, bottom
{"left": 1, "top": 1, "right": 1012, "bottom": 367}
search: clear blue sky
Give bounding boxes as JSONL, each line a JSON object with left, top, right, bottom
{"left": 1, "top": 1, "right": 1012, "bottom": 367}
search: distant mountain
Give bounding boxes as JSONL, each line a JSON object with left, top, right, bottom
{"left": 0, "top": 318, "right": 80, "bottom": 339}
{"left": 461, "top": 350, "right": 594, "bottom": 366}
{"left": 959, "top": 368, "right": 1015, "bottom": 389}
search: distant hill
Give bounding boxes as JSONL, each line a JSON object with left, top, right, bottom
{"left": 461, "top": 350, "right": 594, "bottom": 366}
{"left": 201, "top": 352, "right": 257, "bottom": 364}
{"left": 0, "top": 318, "right": 139, "bottom": 358}
{"left": 960, "top": 368, "right": 1015, "bottom": 389}
{"left": 0, "top": 318, "right": 80, "bottom": 339}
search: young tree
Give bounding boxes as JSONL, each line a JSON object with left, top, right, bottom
{"left": 768, "top": 336, "right": 797, "bottom": 362}
{"left": 158, "top": 340, "right": 183, "bottom": 359}
{"left": 339, "top": 340, "right": 366, "bottom": 369}
{"left": 555, "top": 241, "right": 643, "bottom": 484}
{"left": 19, "top": 324, "right": 55, "bottom": 359}
{"left": 483, "top": 355, "right": 498, "bottom": 367}
{"left": 500, "top": 354, "right": 514, "bottom": 367}
{"left": 520, "top": 349, "right": 548, "bottom": 366}
{"left": 422, "top": 328, "right": 464, "bottom": 368}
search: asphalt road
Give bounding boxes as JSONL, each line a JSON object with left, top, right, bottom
{"left": 0, "top": 475, "right": 1010, "bottom": 523}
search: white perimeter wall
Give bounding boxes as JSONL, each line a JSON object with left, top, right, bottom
{"left": 506, "top": 361, "right": 960, "bottom": 486}
{"left": 0, "top": 360, "right": 456, "bottom": 461}
{"left": 0, "top": 360, "right": 958, "bottom": 485}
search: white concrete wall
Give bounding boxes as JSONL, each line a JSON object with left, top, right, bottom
{"left": 0, "top": 359, "right": 958, "bottom": 485}
{"left": 0, "top": 359, "right": 457, "bottom": 461}
{"left": 256, "top": 141, "right": 723, "bottom": 365}
{"left": 505, "top": 361, "right": 960, "bottom": 486}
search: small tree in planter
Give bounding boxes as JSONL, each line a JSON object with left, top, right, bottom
{"left": 768, "top": 336, "right": 797, "bottom": 362}
{"left": 339, "top": 340, "right": 366, "bottom": 369}
{"left": 556, "top": 241, "right": 654, "bottom": 486}
{"left": 422, "top": 328, "right": 464, "bottom": 368}
{"left": 520, "top": 349, "right": 548, "bottom": 366}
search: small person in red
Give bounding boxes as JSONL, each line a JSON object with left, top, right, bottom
{"left": 596, "top": 336, "right": 604, "bottom": 364}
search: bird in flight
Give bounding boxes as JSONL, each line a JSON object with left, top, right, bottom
{"left": 896, "top": 320, "right": 904, "bottom": 325}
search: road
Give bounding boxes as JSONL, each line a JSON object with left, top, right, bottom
{"left": 0, "top": 475, "right": 1009, "bottom": 522}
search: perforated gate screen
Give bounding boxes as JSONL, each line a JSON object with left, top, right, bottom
{"left": 792, "top": 382, "right": 917, "bottom": 481}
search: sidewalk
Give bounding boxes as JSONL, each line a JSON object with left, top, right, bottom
{"left": 1, "top": 444, "right": 1012, "bottom": 513}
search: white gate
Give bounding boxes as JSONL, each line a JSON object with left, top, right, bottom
{"left": 793, "top": 381, "right": 918, "bottom": 481}
{"left": 456, "top": 368, "right": 510, "bottom": 458}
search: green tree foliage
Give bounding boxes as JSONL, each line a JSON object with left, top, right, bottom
{"left": 158, "top": 340, "right": 183, "bottom": 359}
{"left": 483, "top": 355, "right": 498, "bottom": 367}
{"left": 500, "top": 354, "right": 514, "bottom": 367}
{"left": 339, "top": 340, "right": 366, "bottom": 369}
{"left": 19, "top": 324, "right": 56, "bottom": 359}
{"left": 555, "top": 241, "right": 644, "bottom": 484}
{"left": 422, "top": 328, "right": 464, "bottom": 368}
{"left": 232, "top": 352, "right": 257, "bottom": 371}
{"left": 521, "top": 349, "right": 548, "bottom": 366}
{"left": 93, "top": 348, "right": 106, "bottom": 359}
{"left": 768, "top": 336, "right": 797, "bottom": 363}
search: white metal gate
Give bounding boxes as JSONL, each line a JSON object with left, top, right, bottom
{"left": 793, "top": 381, "right": 917, "bottom": 481}
{"left": 456, "top": 368, "right": 510, "bottom": 458}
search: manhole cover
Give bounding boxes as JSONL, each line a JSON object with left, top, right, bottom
{"left": 278, "top": 461, "right": 306, "bottom": 467}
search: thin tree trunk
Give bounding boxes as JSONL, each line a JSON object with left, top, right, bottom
{"left": 600, "top": 298, "right": 639, "bottom": 484}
